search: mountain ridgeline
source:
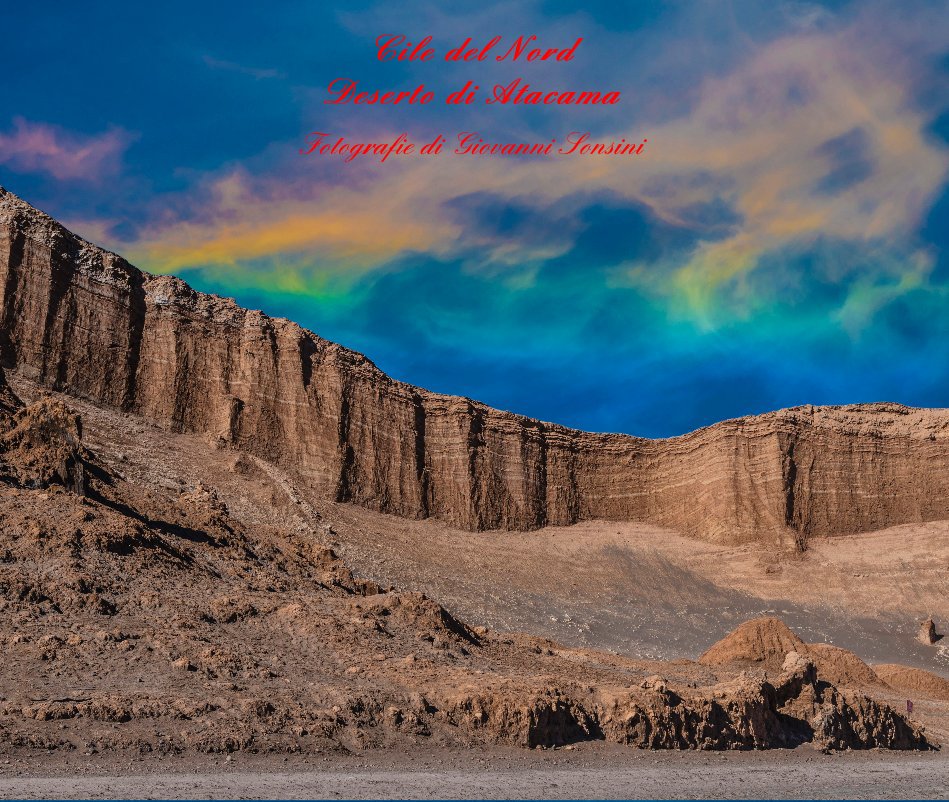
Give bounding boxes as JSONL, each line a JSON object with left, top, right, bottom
{"left": 1, "top": 186, "right": 948, "bottom": 543}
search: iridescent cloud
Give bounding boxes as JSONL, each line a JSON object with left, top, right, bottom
{"left": 122, "top": 4, "right": 948, "bottom": 331}
{"left": 0, "top": 117, "right": 132, "bottom": 182}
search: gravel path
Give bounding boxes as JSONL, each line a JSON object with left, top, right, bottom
{"left": 1, "top": 751, "right": 947, "bottom": 800}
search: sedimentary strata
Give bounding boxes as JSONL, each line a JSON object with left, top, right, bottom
{"left": 2, "top": 186, "right": 949, "bottom": 542}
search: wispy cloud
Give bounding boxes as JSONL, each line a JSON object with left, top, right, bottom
{"left": 0, "top": 117, "right": 133, "bottom": 182}
{"left": 127, "top": 4, "right": 949, "bottom": 326}
{"left": 66, "top": 0, "right": 938, "bottom": 384}
{"left": 203, "top": 55, "right": 285, "bottom": 80}
{"left": 126, "top": 168, "right": 458, "bottom": 272}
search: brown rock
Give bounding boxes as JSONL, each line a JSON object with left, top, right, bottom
{"left": 698, "top": 618, "right": 805, "bottom": 668}
{"left": 804, "top": 643, "right": 885, "bottom": 689}
{"left": 441, "top": 688, "right": 597, "bottom": 748}
{"left": 701, "top": 621, "right": 892, "bottom": 692}
{"left": 349, "top": 592, "right": 479, "bottom": 645}
{"left": 3, "top": 188, "right": 949, "bottom": 541}
{"left": 0, "top": 370, "right": 85, "bottom": 495}
{"left": 917, "top": 617, "right": 939, "bottom": 645}
{"left": 0, "top": 366, "right": 21, "bottom": 426}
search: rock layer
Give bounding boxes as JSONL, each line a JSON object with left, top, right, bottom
{"left": 2, "top": 186, "right": 949, "bottom": 541}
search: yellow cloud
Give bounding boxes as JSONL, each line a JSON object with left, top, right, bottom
{"left": 128, "top": 171, "right": 459, "bottom": 272}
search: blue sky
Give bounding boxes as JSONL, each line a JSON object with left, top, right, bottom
{"left": 1, "top": 1, "right": 948, "bottom": 436}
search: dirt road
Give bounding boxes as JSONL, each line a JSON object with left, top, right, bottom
{"left": 1, "top": 747, "right": 947, "bottom": 800}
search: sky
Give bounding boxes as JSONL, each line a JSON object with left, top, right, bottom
{"left": 1, "top": 1, "right": 948, "bottom": 437}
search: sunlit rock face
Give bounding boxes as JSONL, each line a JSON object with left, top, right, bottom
{"left": 2, "top": 185, "right": 949, "bottom": 542}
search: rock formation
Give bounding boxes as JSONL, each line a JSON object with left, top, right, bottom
{"left": 0, "top": 367, "right": 86, "bottom": 494}
{"left": 918, "top": 618, "right": 940, "bottom": 645}
{"left": 698, "top": 618, "right": 805, "bottom": 667}
{"left": 699, "top": 618, "right": 896, "bottom": 693}
{"left": 0, "top": 367, "right": 935, "bottom": 754}
{"left": 438, "top": 657, "right": 928, "bottom": 751}
{"left": 3, "top": 186, "right": 949, "bottom": 542}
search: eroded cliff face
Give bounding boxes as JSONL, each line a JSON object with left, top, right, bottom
{"left": 2, "top": 186, "right": 948, "bottom": 542}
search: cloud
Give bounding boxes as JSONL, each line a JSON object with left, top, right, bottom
{"left": 812, "top": 127, "right": 874, "bottom": 196}
{"left": 202, "top": 55, "right": 286, "bottom": 80}
{"left": 611, "top": 13, "right": 949, "bottom": 323}
{"left": 4, "top": 0, "right": 948, "bottom": 436}
{"left": 126, "top": 168, "right": 460, "bottom": 273}
{"left": 116, "top": 0, "right": 948, "bottom": 342}
{"left": 0, "top": 117, "right": 133, "bottom": 182}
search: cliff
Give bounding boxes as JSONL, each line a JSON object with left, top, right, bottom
{"left": 2, "top": 185, "right": 948, "bottom": 542}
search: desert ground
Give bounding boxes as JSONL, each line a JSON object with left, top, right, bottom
{"left": 0, "top": 372, "right": 946, "bottom": 798}
{"left": 1, "top": 745, "right": 948, "bottom": 800}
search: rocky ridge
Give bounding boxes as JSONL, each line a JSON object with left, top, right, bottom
{"left": 2, "top": 186, "right": 949, "bottom": 543}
